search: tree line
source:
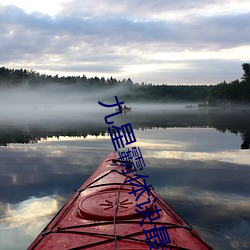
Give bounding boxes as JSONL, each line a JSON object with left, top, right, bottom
{"left": 208, "top": 63, "right": 250, "bottom": 105}
{"left": 0, "top": 63, "right": 249, "bottom": 104}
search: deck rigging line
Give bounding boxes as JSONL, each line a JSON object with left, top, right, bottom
{"left": 113, "top": 174, "right": 129, "bottom": 249}
{"left": 32, "top": 160, "right": 212, "bottom": 249}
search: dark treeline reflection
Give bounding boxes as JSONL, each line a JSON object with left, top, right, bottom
{"left": 1, "top": 108, "right": 250, "bottom": 149}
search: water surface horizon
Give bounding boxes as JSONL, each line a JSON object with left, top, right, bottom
{"left": 0, "top": 107, "right": 250, "bottom": 249}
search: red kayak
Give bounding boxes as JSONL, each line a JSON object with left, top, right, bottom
{"left": 28, "top": 152, "right": 213, "bottom": 249}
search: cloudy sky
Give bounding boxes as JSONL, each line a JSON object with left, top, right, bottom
{"left": 0, "top": 0, "right": 250, "bottom": 85}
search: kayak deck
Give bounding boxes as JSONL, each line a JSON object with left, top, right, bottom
{"left": 28, "top": 152, "right": 213, "bottom": 249}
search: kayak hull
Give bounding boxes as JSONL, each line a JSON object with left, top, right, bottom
{"left": 28, "top": 152, "right": 213, "bottom": 249}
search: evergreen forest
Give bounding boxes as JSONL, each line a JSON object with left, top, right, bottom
{"left": 0, "top": 63, "right": 250, "bottom": 105}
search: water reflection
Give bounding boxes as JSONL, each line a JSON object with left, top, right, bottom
{"left": 1, "top": 196, "right": 59, "bottom": 228}
{"left": 0, "top": 107, "right": 250, "bottom": 149}
{"left": 0, "top": 109, "right": 250, "bottom": 249}
{"left": 0, "top": 196, "right": 62, "bottom": 250}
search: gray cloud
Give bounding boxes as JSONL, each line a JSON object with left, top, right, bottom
{"left": 185, "top": 13, "right": 250, "bottom": 49}
{"left": 0, "top": 2, "right": 249, "bottom": 84}
{"left": 39, "top": 64, "right": 121, "bottom": 74}
{"left": 1, "top": 4, "right": 249, "bottom": 48}
{"left": 59, "top": 0, "right": 217, "bottom": 18}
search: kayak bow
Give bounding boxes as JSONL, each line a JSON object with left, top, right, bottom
{"left": 28, "top": 152, "right": 213, "bottom": 249}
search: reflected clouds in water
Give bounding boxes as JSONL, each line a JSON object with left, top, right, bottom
{"left": 0, "top": 196, "right": 61, "bottom": 250}
{"left": 0, "top": 127, "right": 250, "bottom": 249}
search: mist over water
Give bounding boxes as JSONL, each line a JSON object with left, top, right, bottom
{"left": 0, "top": 84, "right": 198, "bottom": 125}
{"left": 0, "top": 84, "right": 250, "bottom": 149}
{"left": 0, "top": 85, "right": 103, "bottom": 122}
{"left": 0, "top": 84, "right": 250, "bottom": 249}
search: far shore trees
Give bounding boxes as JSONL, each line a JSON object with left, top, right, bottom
{"left": 0, "top": 63, "right": 250, "bottom": 104}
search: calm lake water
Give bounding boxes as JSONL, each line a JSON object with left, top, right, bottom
{"left": 0, "top": 104, "right": 250, "bottom": 249}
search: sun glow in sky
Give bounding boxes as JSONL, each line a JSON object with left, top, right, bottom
{"left": 0, "top": 0, "right": 250, "bottom": 84}
{"left": 0, "top": 0, "right": 66, "bottom": 15}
